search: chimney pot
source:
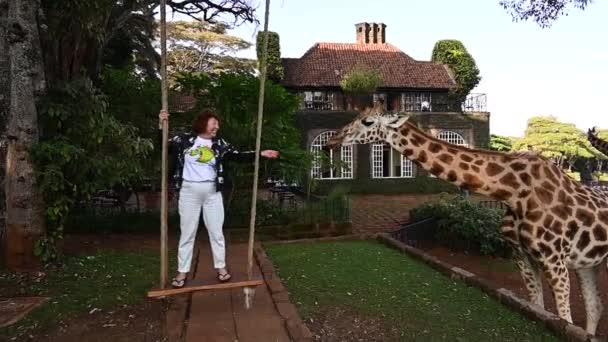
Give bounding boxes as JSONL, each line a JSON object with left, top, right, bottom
{"left": 355, "top": 22, "right": 386, "bottom": 44}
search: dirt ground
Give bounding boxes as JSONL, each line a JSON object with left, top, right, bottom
{"left": 1, "top": 234, "right": 169, "bottom": 342}
{"left": 306, "top": 308, "right": 402, "bottom": 342}
{"left": 29, "top": 300, "right": 165, "bottom": 342}
{"left": 420, "top": 245, "right": 608, "bottom": 337}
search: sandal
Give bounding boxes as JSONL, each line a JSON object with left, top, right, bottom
{"left": 218, "top": 270, "right": 232, "bottom": 283}
{"left": 171, "top": 277, "right": 186, "bottom": 288}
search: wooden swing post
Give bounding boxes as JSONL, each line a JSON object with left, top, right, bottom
{"left": 244, "top": 0, "right": 271, "bottom": 309}
{"left": 159, "top": 0, "right": 169, "bottom": 289}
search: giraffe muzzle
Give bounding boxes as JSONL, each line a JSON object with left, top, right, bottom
{"left": 326, "top": 134, "right": 344, "bottom": 149}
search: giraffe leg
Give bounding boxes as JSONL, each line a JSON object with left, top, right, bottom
{"left": 514, "top": 254, "right": 544, "bottom": 308}
{"left": 543, "top": 262, "right": 573, "bottom": 324}
{"left": 576, "top": 265, "right": 603, "bottom": 335}
{"left": 499, "top": 211, "right": 545, "bottom": 308}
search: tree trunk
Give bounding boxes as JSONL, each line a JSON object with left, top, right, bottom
{"left": 4, "top": 0, "right": 47, "bottom": 270}
{"left": 0, "top": 0, "right": 9, "bottom": 266}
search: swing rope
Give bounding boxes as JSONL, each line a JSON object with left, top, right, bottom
{"left": 244, "top": 0, "right": 271, "bottom": 310}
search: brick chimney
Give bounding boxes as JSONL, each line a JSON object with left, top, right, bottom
{"left": 355, "top": 22, "right": 386, "bottom": 44}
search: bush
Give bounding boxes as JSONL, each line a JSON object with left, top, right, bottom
{"left": 339, "top": 64, "right": 383, "bottom": 94}
{"left": 410, "top": 195, "right": 509, "bottom": 257}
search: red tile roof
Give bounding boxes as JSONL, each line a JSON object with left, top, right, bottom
{"left": 281, "top": 43, "right": 456, "bottom": 89}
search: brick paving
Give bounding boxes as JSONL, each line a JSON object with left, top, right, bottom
{"left": 185, "top": 243, "right": 290, "bottom": 342}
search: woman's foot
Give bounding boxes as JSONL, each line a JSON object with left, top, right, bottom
{"left": 217, "top": 268, "right": 231, "bottom": 282}
{"left": 171, "top": 272, "right": 187, "bottom": 288}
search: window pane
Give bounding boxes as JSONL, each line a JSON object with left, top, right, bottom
{"left": 370, "top": 143, "right": 413, "bottom": 178}
{"left": 311, "top": 131, "right": 353, "bottom": 179}
{"left": 401, "top": 157, "right": 413, "bottom": 177}
{"left": 391, "top": 148, "right": 402, "bottom": 177}
{"left": 371, "top": 144, "right": 383, "bottom": 178}
{"left": 404, "top": 92, "right": 432, "bottom": 112}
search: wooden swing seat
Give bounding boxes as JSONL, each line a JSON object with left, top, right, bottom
{"left": 147, "top": 278, "right": 264, "bottom": 298}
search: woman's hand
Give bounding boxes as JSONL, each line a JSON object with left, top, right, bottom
{"left": 261, "top": 150, "right": 279, "bottom": 159}
{"left": 158, "top": 109, "right": 169, "bottom": 129}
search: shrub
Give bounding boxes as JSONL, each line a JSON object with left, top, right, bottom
{"left": 410, "top": 195, "right": 509, "bottom": 257}
{"left": 339, "top": 64, "right": 383, "bottom": 94}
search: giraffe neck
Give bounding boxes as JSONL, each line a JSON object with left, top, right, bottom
{"left": 386, "top": 122, "right": 528, "bottom": 203}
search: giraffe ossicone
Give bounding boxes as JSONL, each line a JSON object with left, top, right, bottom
{"left": 328, "top": 109, "right": 608, "bottom": 335}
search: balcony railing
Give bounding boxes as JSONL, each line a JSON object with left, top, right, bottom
{"left": 297, "top": 91, "right": 488, "bottom": 113}
{"left": 462, "top": 93, "right": 487, "bottom": 112}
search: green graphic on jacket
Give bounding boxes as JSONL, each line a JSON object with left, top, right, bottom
{"left": 189, "top": 146, "right": 215, "bottom": 163}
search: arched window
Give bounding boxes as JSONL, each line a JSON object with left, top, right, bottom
{"left": 371, "top": 144, "right": 414, "bottom": 178}
{"left": 437, "top": 130, "right": 467, "bottom": 147}
{"left": 429, "top": 130, "right": 468, "bottom": 178}
{"left": 310, "top": 131, "right": 353, "bottom": 179}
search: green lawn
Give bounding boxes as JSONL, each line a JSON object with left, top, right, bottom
{"left": 0, "top": 250, "right": 168, "bottom": 338}
{"left": 266, "top": 241, "right": 559, "bottom": 342}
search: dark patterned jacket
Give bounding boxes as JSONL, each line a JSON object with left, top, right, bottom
{"left": 162, "top": 130, "right": 256, "bottom": 192}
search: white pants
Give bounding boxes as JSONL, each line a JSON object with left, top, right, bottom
{"left": 177, "top": 181, "right": 226, "bottom": 273}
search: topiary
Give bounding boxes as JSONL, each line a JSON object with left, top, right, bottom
{"left": 256, "top": 31, "right": 284, "bottom": 83}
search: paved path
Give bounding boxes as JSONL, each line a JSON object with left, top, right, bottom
{"left": 185, "top": 243, "right": 290, "bottom": 342}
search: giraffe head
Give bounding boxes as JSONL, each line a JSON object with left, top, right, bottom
{"left": 327, "top": 106, "right": 410, "bottom": 148}
{"left": 588, "top": 126, "right": 599, "bottom": 138}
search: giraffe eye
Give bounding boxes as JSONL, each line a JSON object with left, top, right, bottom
{"left": 361, "top": 118, "right": 374, "bottom": 127}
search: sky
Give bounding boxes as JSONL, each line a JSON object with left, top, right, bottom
{"left": 166, "top": 0, "right": 608, "bottom": 137}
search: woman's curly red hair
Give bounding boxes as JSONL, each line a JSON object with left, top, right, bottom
{"left": 192, "top": 110, "right": 220, "bottom": 134}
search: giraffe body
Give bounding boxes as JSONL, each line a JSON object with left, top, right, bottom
{"left": 327, "top": 109, "right": 608, "bottom": 335}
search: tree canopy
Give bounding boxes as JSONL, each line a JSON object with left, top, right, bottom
{"left": 167, "top": 21, "right": 255, "bottom": 80}
{"left": 499, "top": 0, "right": 592, "bottom": 28}
{"left": 1, "top": 0, "right": 260, "bottom": 266}
{"left": 489, "top": 134, "right": 513, "bottom": 152}
{"left": 512, "top": 116, "right": 605, "bottom": 166}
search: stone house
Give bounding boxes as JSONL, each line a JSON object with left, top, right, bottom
{"left": 280, "top": 22, "right": 489, "bottom": 194}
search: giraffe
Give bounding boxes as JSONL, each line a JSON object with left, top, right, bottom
{"left": 588, "top": 127, "right": 608, "bottom": 156}
{"left": 327, "top": 107, "right": 608, "bottom": 335}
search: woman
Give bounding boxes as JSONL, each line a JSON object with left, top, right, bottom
{"left": 158, "top": 109, "right": 279, "bottom": 288}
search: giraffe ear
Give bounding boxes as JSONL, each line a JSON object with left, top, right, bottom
{"left": 387, "top": 115, "right": 409, "bottom": 128}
